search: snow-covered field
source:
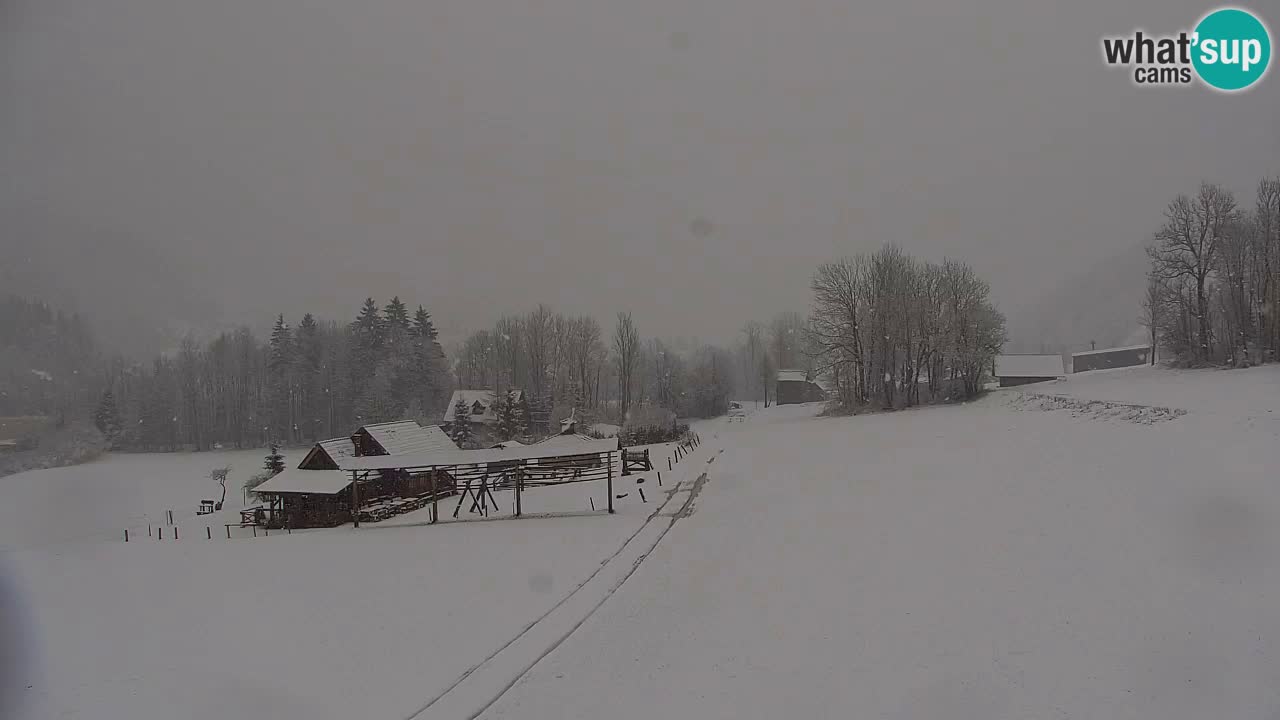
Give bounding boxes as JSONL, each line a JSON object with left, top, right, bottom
{"left": 5, "top": 365, "right": 1280, "bottom": 720}
{"left": 0, "top": 447, "right": 301, "bottom": 551}
{"left": 1, "top": 440, "right": 703, "bottom": 720}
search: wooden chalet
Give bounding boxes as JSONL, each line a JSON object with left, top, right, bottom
{"left": 256, "top": 421, "right": 460, "bottom": 528}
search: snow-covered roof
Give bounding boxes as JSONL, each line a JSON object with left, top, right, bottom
{"left": 776, "top": 369, "right": 810, "bottom": 383}
{"left": 1071, "top": 344, "right": 1150, "bottom": 357}
{"left": 254, "top": 469, "right": 355, "bottom": 495}
{"left": 533, "top": 433, "right": 599, "bottom": 452}
{"left": 490, "top": 439, "right": 527, "bottom": 449}
{"left": 361, "top": 421, "right": 457, "bottom": 455}
{"left": 995, "top": 354, "right": 1065, "bottom": 378}
{"left": 315, "top": 437, "right": 357, "bottom": 465}
{"left": 442, "top": 389, "right": 524, "bottom": 423}
{"left": 336, "top": 437, "right": 620, "bottom": 471}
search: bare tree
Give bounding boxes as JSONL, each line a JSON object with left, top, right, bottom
{"left": 742, "top": 322, "right": 763, "bottom": 405}
{"left": 523, "top": 305, "right": 554, "bottom": 401}
{"left": 1139, "top": 272, "right": 1164, "bottom": 365}
{"left": 210, "top": 466, "right": 231, "bottom": 510}
{"left": 1147, "top": 183, "right": 1237, "bottom": 363}
{"left": 612, "top": 312, "right": 641, "bottom": 420}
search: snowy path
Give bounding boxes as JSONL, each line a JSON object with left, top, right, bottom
{"left": 483, "top": 387, "right": 1280, "bottom": 719}
{"left": 410, "top": 447, "right": 717, "bottom": 720}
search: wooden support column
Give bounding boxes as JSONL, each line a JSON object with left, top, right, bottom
{"left": 514, "top": 464, "right": 523, "bottom": 517}
{"left": 351, "top": 470, "right": 360, "bottom": 528}
{"left": 428, "top": 470, "right": 438, "bottom": 524}
{"left": 607, "top": 451, "right": 615, "bottom": 514}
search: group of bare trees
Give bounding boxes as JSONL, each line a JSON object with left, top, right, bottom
{"left": 809, "top": 244, "right": 1006, "bottom": 410}
{"left": 454, "top": 306, "right": 735, "bottom": 426}
{"left": 1144, "top": 178, "right": 1280, "bottom": 366}
{"left": 734, "top": 312, "right": 810, "bottom": 407}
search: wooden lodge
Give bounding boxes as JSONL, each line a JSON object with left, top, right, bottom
{"left": 256, "top": 420, "right": 460, "bottom": 528}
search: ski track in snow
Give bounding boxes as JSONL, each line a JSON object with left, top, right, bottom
{"left": 408, "top": 448, "right": 720, "bottom": 720}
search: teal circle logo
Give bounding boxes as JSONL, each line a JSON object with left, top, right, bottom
{"left": 1192, "top": 8, "right": 1271, "bottom": 91}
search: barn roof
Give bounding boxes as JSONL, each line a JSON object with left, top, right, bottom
{"left": 335, "top": 436, "right": 620, "bottom": 472}
{"left": 311, "top": 437, "right": 357, "bottom": 466}
{"left": 995, "top": 354, "right": 1066, "bottom": 378}
{"left": 1071, "top": 344, "right": 1150, "bottom": 357}
{"left": 361, "top": 421, "right": 456, "bottom": 455}
{"left": 254, "top": 469, "right": 355, "bottom": 495}
{"left": 776, "top": 369, "right": 810, "bottom": 383}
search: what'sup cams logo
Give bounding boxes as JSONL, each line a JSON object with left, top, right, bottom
{"left": 1102, "top": 7, "right": 1271, "bottom": 91}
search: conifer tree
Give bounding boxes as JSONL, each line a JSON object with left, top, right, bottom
{"left": 264, "top": 441, "right": 286, "bottom": 476}
{"left": 450, "top": 398, "right": 474, "bottom": 447}
{"left": 94, "top": 390, "right": 121, "bottom": 446}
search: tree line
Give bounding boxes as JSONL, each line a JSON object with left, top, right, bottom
{"left": 92, "top": 297, "right": 452, "bottom": 451}
{"left": 1143, "top": 177, "right": 1280, "bottom": 366}
{"left": 452, "top": 305, "right": 735, "bottom": 430}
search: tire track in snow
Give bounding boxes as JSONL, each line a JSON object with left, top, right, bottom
{"left": 406, "top": 448, "right": 719, "bottom": 720}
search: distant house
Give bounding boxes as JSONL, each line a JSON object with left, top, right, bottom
{"left": 442, "top": 389, "right": 525, "bottom": 426}
{"left": 993, "top": 354, "right": 1066, "bottom": 387}
{"left": 1071, "top": 344, "right": 1151, "bottom": 373}
{"left": 776, "top": 369, "right": 827, "bottom": 405}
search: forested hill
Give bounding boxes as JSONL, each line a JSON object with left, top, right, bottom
{"left": 0, "top": 294, "right": 101, "bottom": 417}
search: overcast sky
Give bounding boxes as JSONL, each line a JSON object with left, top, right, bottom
{"left": 2, "top": 0, "right": 1277, "bottom": 351}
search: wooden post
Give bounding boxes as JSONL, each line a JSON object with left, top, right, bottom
{"left": 607, "top": 451, "right": 615, "bottom": 514}
{"left": 658, "top": 470, "right": 662, "bottom": 486}
{"left": 428, "top": 470, "right": 438, "bottom": 524}
{"left": 148, "top": 523, "right": 152, "bottom": 537}
{"left": 351, "top": 471, "right": 360, "bottom": 528}
{"left": 514, "top": 466, "right": 523, "bottom": 517}
{"left": 207, "top": 526, "right": 212, "bottom": 540}
{"left": 124, "top": 529, "right": 129, "bottom": 542}
{"left": 252, "top": 526, "right": 257, "bottom": 538}
{"left": 175, "top": 526, "right": 180, "bottom": 540}
{"left": 590, "top": 497, "right": 596, "bottom": 511}
{"left": 668, "top": 457, "right": 672, "bottom": 471}
{"left": 158, "top": 527, "right": 162, "bottom": 540}
{"left": 226, "top": 525, "right": 231, "bottom": 539}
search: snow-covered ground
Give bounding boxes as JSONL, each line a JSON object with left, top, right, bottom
{"left": 484, "top": 369, "right": 1280, "bottom": 719}
{"left": 6, "top": 366, "right": 1280, "bottom": 719}
{"left": 0, "top": 447, "right": 301, "bottom": 551}
{"left": 1, "top": 440, "right": 704, "bottom": 720}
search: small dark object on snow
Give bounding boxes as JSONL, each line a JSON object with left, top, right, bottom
{"left": 615, "top": 493, "right": 628, "bottom": 499}
{"left": 635, "top": 477, "right": 645, "bottom": 484}
{"left": 638, "top": 489, "right": 647, "bottom": 503}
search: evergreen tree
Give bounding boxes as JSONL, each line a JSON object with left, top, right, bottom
{"left": 514, "top": 392, "right": 530, "bottom": 439}
{"left": 94, "top": 390, "right": 121, "bottom": 446}
{"left": 267, "top": 315, "right": 297, "bottom": 441}
{"left": 268, "top": 315, "right": 295, "bottom": 373}
{"left": 351, "top": 298, "right": 385, "bottom": 354}
{"left": 264, "top": 441, "right": 286, "bottom": 476}
{"left": 450, "top": 398, "right": 474, "bottom": 447}
{"left": 412, "top": 305, "right": 449, "bottom": 416}
{"left": 384, "top": 296, "right": 410, "bottom": 335}
{"left": 494, "top": 393, "right": 519, "bottom": 441}
{"left": 295, "top": 313, "right": 323, "bottom": 440}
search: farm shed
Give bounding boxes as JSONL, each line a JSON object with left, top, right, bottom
{"left": 253, "top": 466, "right": 459, "bottom": 529}
{"left": 994, "top": 354, "right": 1066, "bottom": 387}
{"left": 1071, "top": 344, "right": 1151, "bottom": 373}
{"left": 776, "top": 370, "right": 827, "bottom": 405}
